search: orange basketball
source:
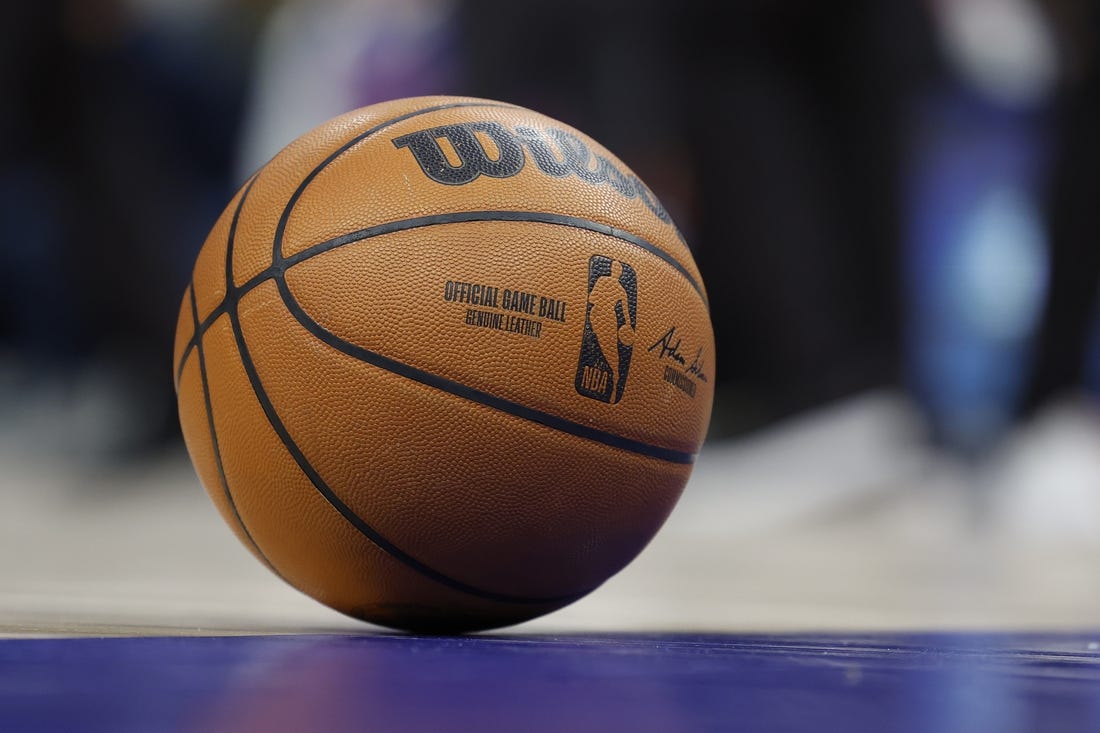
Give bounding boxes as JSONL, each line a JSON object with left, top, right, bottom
{"left": 173, "top": 95, "right": 714, "bottom": 633}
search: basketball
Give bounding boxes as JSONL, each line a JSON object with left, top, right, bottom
{"left": 172, "top": 95, "right": 714, "bottom": 633}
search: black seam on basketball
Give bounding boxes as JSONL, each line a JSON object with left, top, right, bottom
{"left": 224, "top": 178, "right": 583, "bottom": 606}
{"left": 175, "top": 266, "right": 280, "bottom": 386}
{"left": 174, "top": 174, "right": 261, "bottom": 388}
{"left": 174, "top": 284, "right": 192, "bottom": 392}
{"left": 283, "top": 211, "right": 706, "bottom": 301}
{"left": 276, "top": 277, "right": 695, "bottom": 464}
{"left": 189, "top": 285, "right": 286, "bottom": 582}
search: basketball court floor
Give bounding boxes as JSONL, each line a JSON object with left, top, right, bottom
{"left": 4, "top": 388, "right": 1100, "bottom": 730}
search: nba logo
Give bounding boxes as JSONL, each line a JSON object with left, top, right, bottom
{"left": 575, "top": 256, "right": 638, "bottom": 403}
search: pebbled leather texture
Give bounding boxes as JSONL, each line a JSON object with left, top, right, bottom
{"left": 174, "top": 95, "right": 715, "bottom": 633}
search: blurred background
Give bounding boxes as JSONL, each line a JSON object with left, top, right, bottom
{"left": 2, "top": 0, "right": 1100, "bottom": 633}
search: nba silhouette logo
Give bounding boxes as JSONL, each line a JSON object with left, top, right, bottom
{"left": 575, "top": 256, "right": 637, "bottom": 403}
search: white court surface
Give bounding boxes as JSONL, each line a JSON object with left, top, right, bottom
{"left": 2, "top": 388, "right": 1100, "bottom": 637}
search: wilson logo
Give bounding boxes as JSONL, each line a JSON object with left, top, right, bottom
{"left": 392, "top": 121, "right": 671, "bottom": 224}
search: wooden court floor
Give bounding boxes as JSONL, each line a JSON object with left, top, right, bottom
{"left": 3, "top": 388, "right": 1100, "bottom": 638}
